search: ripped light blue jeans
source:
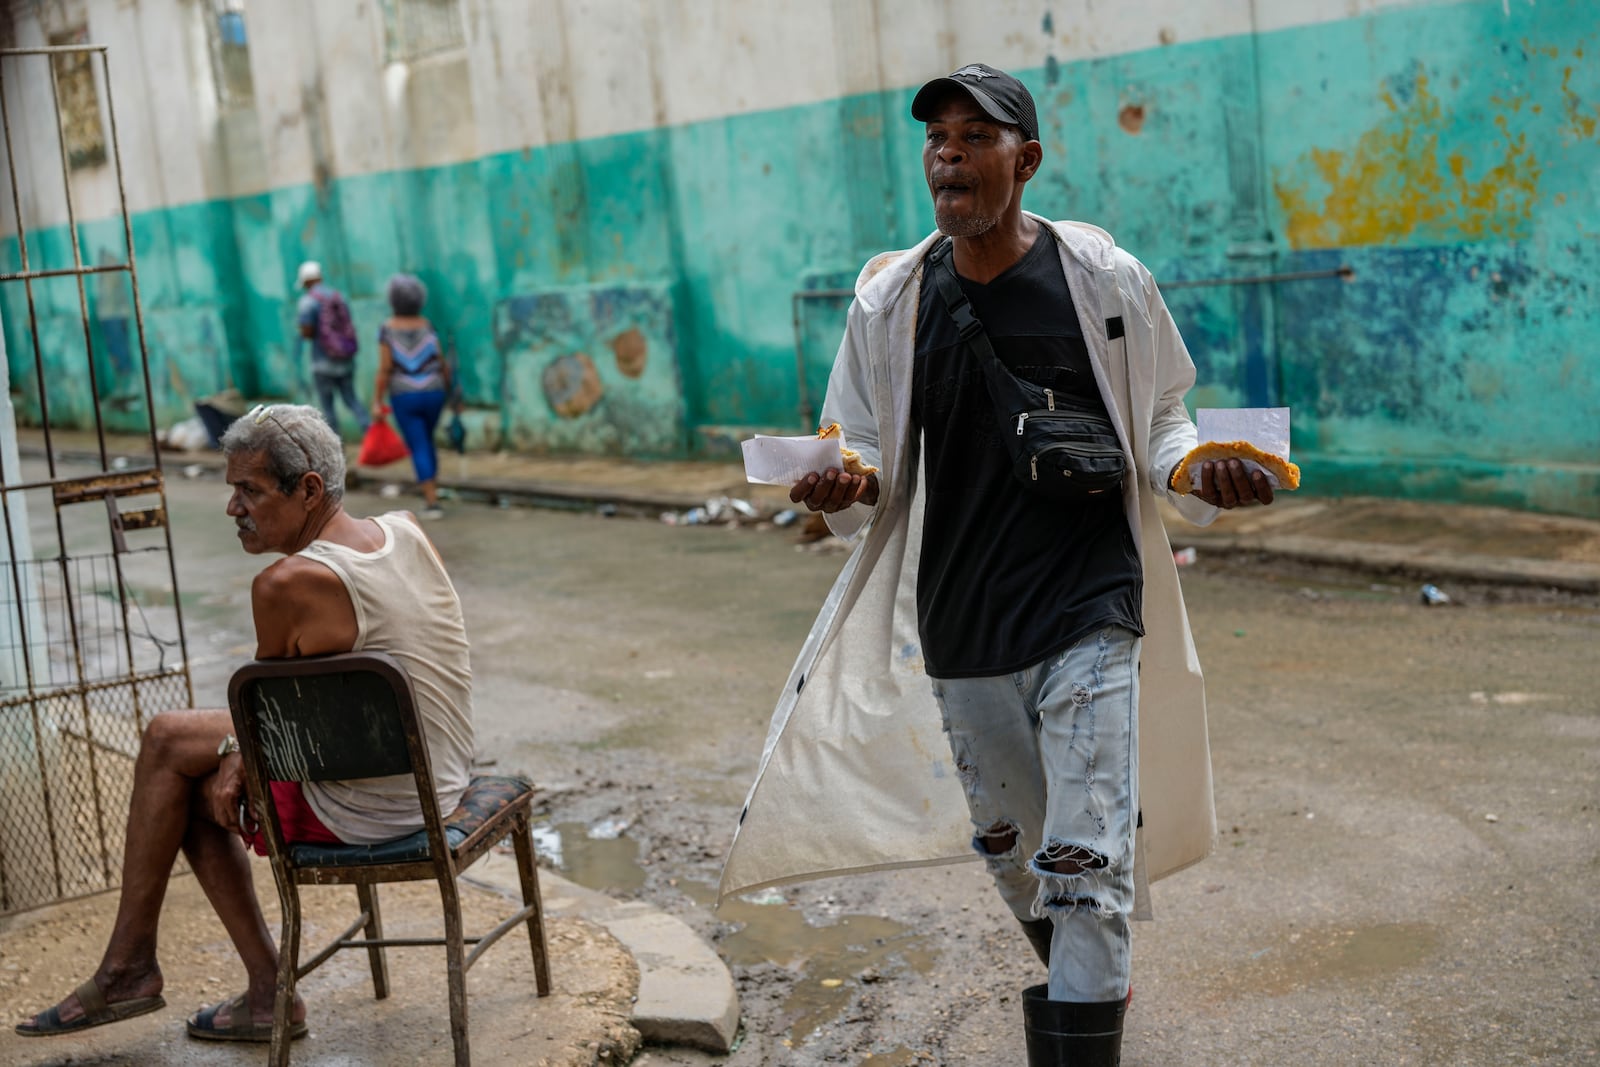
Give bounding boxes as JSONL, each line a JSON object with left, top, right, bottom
{"left": 931, "top": 625, "right": 1140, "bottom": 1003}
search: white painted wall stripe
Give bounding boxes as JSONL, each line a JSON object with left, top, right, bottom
{"left": 1, "top": 0, "right": 1461, "bottom": 231}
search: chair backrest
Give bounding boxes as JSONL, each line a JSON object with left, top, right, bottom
{"left": 228, "top": 652, "right": 430, "bottom": 784}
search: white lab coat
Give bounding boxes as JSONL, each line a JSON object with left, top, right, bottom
{"left": 720, "top": 215, "right": 1220, "bottom": 915}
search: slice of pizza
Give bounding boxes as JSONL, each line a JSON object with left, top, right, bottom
{"left": 816, "top": 423, "right": 880, "bottom": 476}
{"left": 1171, "top": 440, "right": 1300, "bottom": 494}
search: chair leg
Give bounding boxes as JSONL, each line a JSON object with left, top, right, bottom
{"left": 439, "top": 875, "right": 471, "bottom": 1067}
{"left": 512, "top": 813, "right": 552, "bottom": 996}
{"left": 272, "top": 884, "right": 303, "bottom": 1067}
{"left": 356, "top": 883, "right": 390, "bottom": 999}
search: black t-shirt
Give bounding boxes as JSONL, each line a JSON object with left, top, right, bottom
{"left": 912, "top": 229, "right": 1142, "bottom": 678}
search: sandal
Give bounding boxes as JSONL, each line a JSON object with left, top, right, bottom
{"left": 15, "top": 976, "right": 166, "bottom": 1037}
{"left": 186, "top": 992, "right": 308, "bottom": 1043}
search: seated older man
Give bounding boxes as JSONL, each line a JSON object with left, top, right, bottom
{"left": 16, "top": 403, "right": 474, "bottom": 1043}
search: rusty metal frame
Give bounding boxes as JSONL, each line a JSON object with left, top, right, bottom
{"left": 0, "top": 43, "right": 192, "bottom": 914}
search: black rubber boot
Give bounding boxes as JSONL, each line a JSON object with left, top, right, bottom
{"left": 1020, "top": 917, "right": 1053, "bottom": 967}
{"left": 1022, "top": 984, "right": 1126, "bottom": 1067}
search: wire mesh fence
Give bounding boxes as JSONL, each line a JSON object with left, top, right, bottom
{"left": 0, "top": 550, "right": 184, "bottom": 694}
{"left": 0, "top": 672, "right": 187, "bottom": 912}
{"left": 0, "top": 544, "right": 189, "bottom": 912}
{"left": 0, "top": 42, "right": 192, "bottom": 914}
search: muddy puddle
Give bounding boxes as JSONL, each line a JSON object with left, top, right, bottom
{"left": 532, "top": 812, "right": 940, "bottom": 1044}
{"left": 532, "top": 819, "right": 648, "bottom": 891}
{"left": 679, "top": 881, "right": 937, "bottom": 1043}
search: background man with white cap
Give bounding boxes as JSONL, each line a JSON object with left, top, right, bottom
{"left": 296, "top": 261, "right": 370, "bottom": 436}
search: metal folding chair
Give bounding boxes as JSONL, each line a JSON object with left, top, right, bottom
{"left": 229, "top": 651, "right": 551, "bottom": 1066}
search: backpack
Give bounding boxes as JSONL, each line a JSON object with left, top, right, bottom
{"left": 312, "top": 287, "right": 359, "bottom": 360}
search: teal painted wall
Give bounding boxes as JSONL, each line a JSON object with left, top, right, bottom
{"left": 1258, "top": 4, "right": 1599, "bottom": 516}
{"left": 2, "top": 0, "right": 1595, "bottom": 513}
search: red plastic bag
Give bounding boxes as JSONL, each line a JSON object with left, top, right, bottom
{"left": 357, "top": 416, "right": 409, "bottom": 467}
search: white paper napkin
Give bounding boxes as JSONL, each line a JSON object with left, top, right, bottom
{"left": 741, "top": 434, "right": 845, "bottom": 486}
{"left": 1190, "top": 407, "right": 1291, "bottom": 489}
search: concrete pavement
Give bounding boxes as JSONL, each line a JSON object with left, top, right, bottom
{"left": 5, "top": 428, "right": 1598, "bottom": 1065}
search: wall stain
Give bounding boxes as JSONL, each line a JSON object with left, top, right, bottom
{"left": 611, "top": 327, "right": 648, "bottom": 379}
{"left": 543, "top": 352, "right": 603, "bottom": 418}
{"left": 493, "top": 283, "right": 681, "bottom": 454}
{"left": 1560, "top": 66, "right": 1597, "bottom": 141}
{"left": 1273, "top": 74, "right": 1542, "bottom": 249}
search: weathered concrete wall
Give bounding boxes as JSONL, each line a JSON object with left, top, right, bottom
{"left": 0, "top": 0, "right": 1595, "bottom": 513}
{"left": 1258, "top": 9, "right": 1598, "bottom": 515}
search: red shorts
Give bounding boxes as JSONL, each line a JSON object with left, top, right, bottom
{"left": 241, "top": 781, "right": 342, "bottom": 857}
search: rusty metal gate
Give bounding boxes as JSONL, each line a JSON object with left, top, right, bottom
{"left": 0, "top": 43, "right": 191, "bottom": 914}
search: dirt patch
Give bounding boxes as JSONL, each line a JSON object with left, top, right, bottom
{"left": 0, "top": 864, "right": 639, "bottom": 1066}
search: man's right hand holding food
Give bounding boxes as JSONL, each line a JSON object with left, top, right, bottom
{"left": 790, "top": 423, "right": 882, "bottom": 512}
{"left": 791, "top": 467, "right": 879, "bottom": 513}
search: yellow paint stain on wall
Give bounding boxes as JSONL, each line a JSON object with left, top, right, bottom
{"left": 1560, "top": 66, "right": 1597, "bottom": 140}
{"left": 1274, "top": 75, "right": 1542, "bottom": 249}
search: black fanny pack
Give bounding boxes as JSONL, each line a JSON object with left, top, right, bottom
{"left": 927, "top": 238, "right": 1127, "bottom": 500}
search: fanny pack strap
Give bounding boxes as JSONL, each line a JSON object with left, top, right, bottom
{"left": 926, "top": 237, "right": 1009, "bottom": 381}
{"left": 927, "top": 237, "right": 1059, "bottom": 418}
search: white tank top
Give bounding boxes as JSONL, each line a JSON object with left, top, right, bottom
{"left": 294, "top": 513, "right": 475, "bottom": 844}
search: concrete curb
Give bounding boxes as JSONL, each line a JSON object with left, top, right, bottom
{"left": 24, "top": 442, "right": 779, "bottom": 519}
{"left": 464, "top": 852, "right": 739, "bottom": 1054}
{"left": 1173, "top": 531, "right": 1600, "bottom": 595}
{"left": 392, "top": 472, "right": 715, "bottom": 518}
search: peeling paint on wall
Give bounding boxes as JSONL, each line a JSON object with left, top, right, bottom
{"left": 611, "top": 327, "right": 649, "bottom": 379}
{"left": 494, "top": 282, "right": 682, "bottom": 455}
{"left": 543, "top": 353, "right": 603, "bottom": 419}
{"left": 1559, "top": 62, "right": 1597, "bottom": 140}
{"left": 1273, "top": 72, "right": 1542, "bottom": 248}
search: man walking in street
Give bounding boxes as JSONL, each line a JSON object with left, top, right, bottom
{"left": 756, "top": 64, "right": 1273, "bottom": 1064}
{"left": 296, "top": 261, "right": 370, "bottom": 436}
{"left": 16, "top": 403, "right": 474, "bottom": 1043}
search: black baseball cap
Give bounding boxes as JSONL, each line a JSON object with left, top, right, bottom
{"left": 911, "top": 63, "right": 1039, "bottom": 142}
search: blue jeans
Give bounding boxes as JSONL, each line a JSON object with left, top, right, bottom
{"left": 388, "top": 389, "right": 447, "bottom": 484}
{"left": 930, "top": 626, "right": 1141, "bottom": 1002}
{"left": 312, "top": 369, "right": 369, "bottom": 435}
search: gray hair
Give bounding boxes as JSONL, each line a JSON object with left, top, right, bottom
{"left": 387, "top": 273, "right": 428, "bottom": 316}
{"left": 220, "top": 403, "right": 346, "bottom": 503}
